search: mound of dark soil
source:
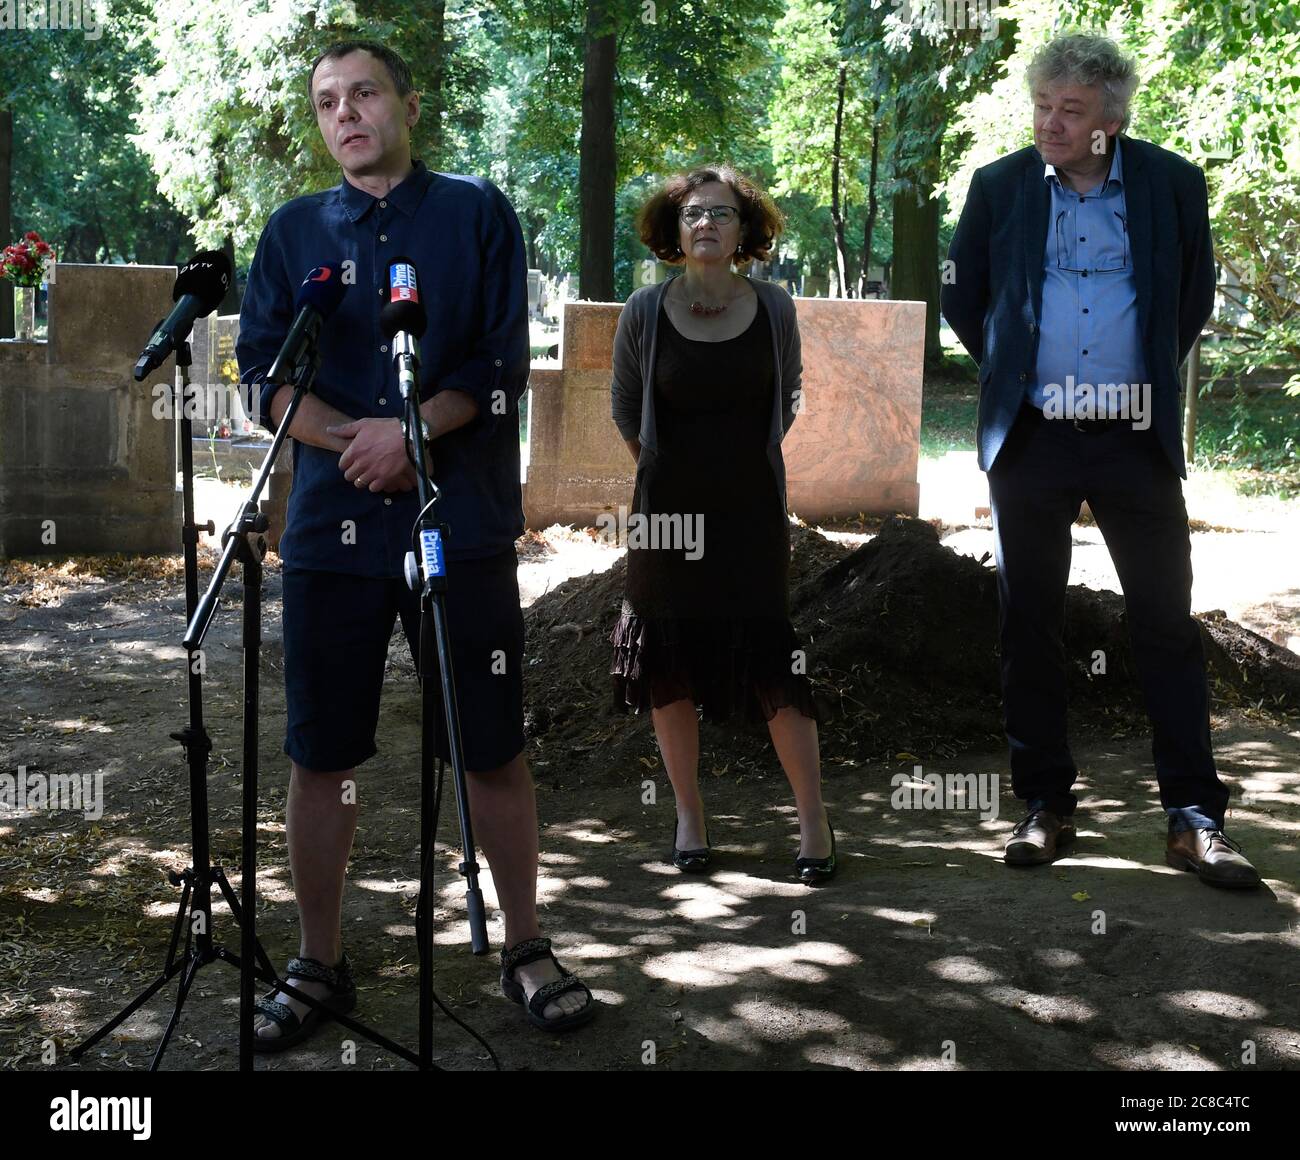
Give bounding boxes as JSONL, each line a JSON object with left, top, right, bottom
{"left": 521, "top": 517, "right": 1300, "bottom": 784}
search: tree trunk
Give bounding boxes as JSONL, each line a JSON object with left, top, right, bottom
{"left": 221, "top": 234, "right": 239, "bottom": 314}
{"left": 424, "top": 0, "right": 447, "bottom": 164}
{"left": 0, "top": 106, "right": 12, "bottom": 339}
{"left": 857, "top": 105, "right": 880, "bottom": 298}
{"left": 891, "top": 174, "right": 942, "bottom": 362}
{"left": 829, "top": 61, "right": 850, "bottom": 298}
{"left": 578, "top": 0, "right": 616, "bottom": 301}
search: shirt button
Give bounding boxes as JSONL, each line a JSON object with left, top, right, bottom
{"left": 1082, "top": 349, "right": 1089, "bottom": 356}
{"left": 1019, "top": 372, "right": 1028, "bottom": 382}
{"left": 380, "top": 233, "right": 388, "bottom": 242}
{"left": 378, "top": 397, "right": 387, "bottom": 406}
{"left": 380, "top": 344, "right": 388, "bottom": 353}
{"left": 494, "top": 358, "right": 502, "bottom": 367}
{"left": 384, "top": 498, "right": 393, "bottom": 506}
{"left": 1081, "top": 271, "right": 1089, "bottom": 278}
{"left": 379, "top": 200, "right": 387, "bottom": 208}
{"left": 1079, "top": 236, "right": 1086, "bottom": 242}
{"left": 1082, "top": 307, "right": 1090, "bottom": 314}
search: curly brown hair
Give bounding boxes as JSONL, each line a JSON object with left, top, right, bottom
{"left": 636, "top": 165, "right": 785, "bottom": 267}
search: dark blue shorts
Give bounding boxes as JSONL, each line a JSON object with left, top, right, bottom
{"left": 281, "top": 548, "right": 525, "bottom": 774}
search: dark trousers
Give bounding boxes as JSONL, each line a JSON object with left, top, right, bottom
{"left": 987, "top": 405, "right": 1229, "bottom": 832}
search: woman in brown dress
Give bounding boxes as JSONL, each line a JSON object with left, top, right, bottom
{"left": 609, "top": 165, "right": 835, "bottom": 884}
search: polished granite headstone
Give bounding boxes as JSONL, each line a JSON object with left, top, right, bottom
{"left": 523, "top": 291, "right": 925, "bottom": 529}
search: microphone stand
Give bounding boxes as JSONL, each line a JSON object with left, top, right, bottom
{"left": 74, "top": 340, "right": 427, "bottom": 1070}
{"left": 184, "top": 346, "right": 428, "bottom": 1068}
{"left": 70, "top": 335, "right": 275, "bottom": 1070}
{"left": 392, "top": 328, "right": 490, "bottom": 1072}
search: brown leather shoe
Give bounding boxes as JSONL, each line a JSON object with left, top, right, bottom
{"left": 1004, "top": 808, "right": 1076, "bottom": 866}
{"left": 1166, "top": 828, "right": 1261, "bottom": 889}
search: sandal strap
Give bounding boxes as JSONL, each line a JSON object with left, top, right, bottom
{"left": 526, "top": 974, "right": 591, "bottom": 1019}
{"left": 501, "top": 936, "right": 553, "bottom": 975}
{"left": 254, "top": 995, "right": 300, "bottom": 1030}
{"left": 285, "top": 954, "right": 352, "bottom": 991}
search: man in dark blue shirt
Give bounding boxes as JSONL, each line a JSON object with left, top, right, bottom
{"left": 237, "top": 40, "right": 594, "bottom": 1046}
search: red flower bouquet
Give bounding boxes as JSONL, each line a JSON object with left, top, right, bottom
{"left": 2, "top": 231, "right": 56, "bottom": 288}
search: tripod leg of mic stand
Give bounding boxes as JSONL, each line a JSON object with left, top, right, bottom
{"left": 69, "top": 870, "right": 195, "bottom": 1059}
{"left": 239, "top": 546, "right": 264, "bottom": 1071}
{"left": 70, "top": 959, "right": 188, "bottom": 1059}
{"left": 419, "top": 600, "right": 436, "bottom": 1071}
{"left": 151, "top": 917, "right": 200, "bottom": 1072}
{"left": 214, "top": 868, "right": 278, "bottom": 978}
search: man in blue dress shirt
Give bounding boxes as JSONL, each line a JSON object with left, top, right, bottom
{"left": 237, "top": 41, "right": 595, "bottom": 1046}
{"left": 941, "top": 33, "right": 1260, "bottom": 888}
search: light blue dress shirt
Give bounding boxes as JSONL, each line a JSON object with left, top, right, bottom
{"left": 1029, "top": 138, "right": 1148, "bottom": 421}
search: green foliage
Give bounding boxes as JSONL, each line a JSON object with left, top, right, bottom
{"left": 1193, "top": 386, "right": 1300, "bottom": 495}
{"left": 3, "top": 0, "right": 194, "bottom": 262}
{"left": 2, "top": 0, "right": 1295, "bottom": 429}
{"left": 492, "top": 0, "right": 782, "bottom": 291}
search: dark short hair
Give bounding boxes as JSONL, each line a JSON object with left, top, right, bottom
{"left": 637, "top": 165, "right": 785, "bottom": 266}
{"left": 308, "top": 40, "right": 415, "bottom": 101}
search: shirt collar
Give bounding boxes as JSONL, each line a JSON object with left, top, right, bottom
{"left": 1043, "top": 136, "right": 1123, "bottom": 194}
{"left": 338, "top": 159, "right": 434, "bottom": 222}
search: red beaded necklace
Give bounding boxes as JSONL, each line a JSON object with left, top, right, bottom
{"left": 683, "top": 276, "right": 744, "bottom": 316}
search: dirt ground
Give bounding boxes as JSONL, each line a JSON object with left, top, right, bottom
{"left": 2, "top": 506, "right": 1298, "bottom": 1072}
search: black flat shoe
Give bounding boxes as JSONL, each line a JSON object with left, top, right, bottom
{"left": 671, "top": 815, "right": 711, "bottom": 872}
{"left": 795, "top": 815, "right": 836, "bottom": 885}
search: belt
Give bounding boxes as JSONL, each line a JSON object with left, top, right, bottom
{"left": 1022, "top": 403, "right": 1126, "bottom": 435}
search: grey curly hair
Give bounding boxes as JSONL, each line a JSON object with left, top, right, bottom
{"left": 1026, "top": 33, "right": 1138, "bottom": 132}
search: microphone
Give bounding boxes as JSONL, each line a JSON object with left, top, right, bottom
{"left": 266, "top": 262, "right": 348, "bottom": 385}
{"left": 380, "top": 255, "right": 427, "bottom": 341}
{"left": 380, "top": 256, "right": 426, "bottom": 399}
{"left": 133, "top": 250, "right": 232, "bottom": 381}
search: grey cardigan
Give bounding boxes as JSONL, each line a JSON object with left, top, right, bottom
{"left": 610, "top": 275, "right": 803, "bottom": 514}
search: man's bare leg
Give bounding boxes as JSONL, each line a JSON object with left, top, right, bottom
{"left": 466, "top": 751, "right": 587, "bottom": 1020}
{"left": 254, "top": 763, "right": 357, "bottom": 1041}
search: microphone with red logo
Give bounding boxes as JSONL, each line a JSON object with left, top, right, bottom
{"left": 267, "top": 262, "right": 347, "bottom": 384}
{"left": 380, "top": 256, "right": 427, "bottom": 399}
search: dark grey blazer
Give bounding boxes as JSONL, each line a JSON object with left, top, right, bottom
{"left": 610, "top": 275, "right": 803, "bottom": 516}
{"left": 940, "top": 135, "right": 1215, "bottom": 477}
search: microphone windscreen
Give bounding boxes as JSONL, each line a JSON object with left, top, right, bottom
{"left": 294, "top": 263, "right": 348, "bottom": 318}
{"left": 380, "top": 299, "right": 426, "bottom": 339}
{"left": 173, "top": 250, "right": 233, "bottom": 312}
{"left": 382, "top": 255, "right": 426, "bottom": 338}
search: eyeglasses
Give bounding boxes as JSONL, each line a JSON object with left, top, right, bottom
{"left": 1055, "top": 209, "right": 1130, "bottom": 273}
{"left": 678, "top": 205, "right": 740, "bottom": 226}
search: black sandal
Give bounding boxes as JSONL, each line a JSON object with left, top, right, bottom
{"left": 251, "top": 953, "right": 357, "bottom": 1054}
{"left": 500, "top": 937, "right": 596, "bottom": 1032}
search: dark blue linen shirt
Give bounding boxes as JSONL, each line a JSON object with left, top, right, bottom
{"left": 237, "top": 160, "right": 529, "bottom": 577}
